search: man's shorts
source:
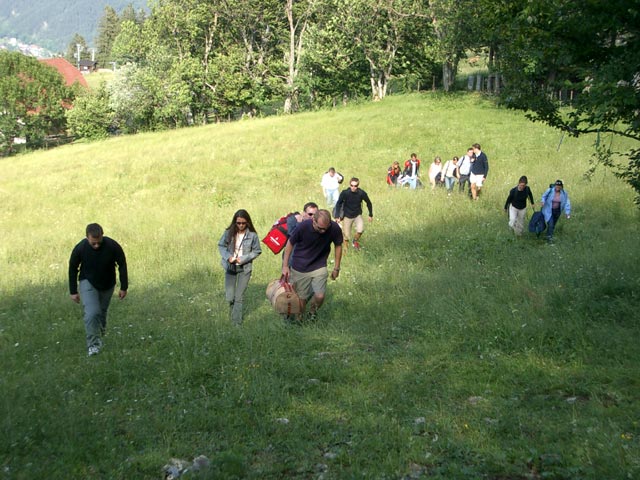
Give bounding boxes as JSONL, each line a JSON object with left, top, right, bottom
{"left": 290, "top": 267, "right": 328, "bottom": 301}
{"left": 342, "top": 215, "right": 364, "bottom": 239}
{"left": 470, "top": 173, "right": 484, "bottom": 187}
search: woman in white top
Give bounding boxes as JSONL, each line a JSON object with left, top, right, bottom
{"left": 218, "top": 209, "right": 262, "bottom": 325}
{"left": 428, "top": 156, "right": 444, "bottom": 190}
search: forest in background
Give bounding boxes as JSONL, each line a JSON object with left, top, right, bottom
{"left": 1, "top": 0, "right": 639, "bottom": 202}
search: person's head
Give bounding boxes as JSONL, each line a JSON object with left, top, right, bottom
{"left": 472, "top": 143, "right": 481, "bottom": 154}
{"left": 85, "top": 223, "right": 104, "bottom": 250}
{"left": 411, "top": 153, "right": 417, "bottom": 160}
{"left": 312, "top": 209, "right": 332, "bottom": 234}
{"left": 467, "top": 147, "right": 474, "bottom": 157}
{"left": 434, "top": 156, "right": 441, "bottom": 164}
{"left": 517, "top": 175, "right": 528, "bottom": 191}
{"left": 328, "top": 167, "right": 336, "bottom": 176}
{"left": 303, "top": 202, "right": 319, "bottom": 218}
{"left": 554, "top": 179, "right": 564, "bottom": 191}
{"left": 228, "top": 209, "right": 255, "bottom": 237}
{"left": 349, "top": 178, "right": 360, "bottom": 190}
{"left": 453, "top": 156, "right": 459, "bottom": 163}
{"left": 392, "top": 161, "right": 400, "bottom": 169}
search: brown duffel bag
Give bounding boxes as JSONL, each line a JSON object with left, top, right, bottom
{"left": 266, "top": 276, "right": 303, "bottom": 315}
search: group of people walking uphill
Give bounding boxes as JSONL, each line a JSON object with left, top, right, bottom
{"left": 68, "top": 154, "right": 571, "bottom": 356}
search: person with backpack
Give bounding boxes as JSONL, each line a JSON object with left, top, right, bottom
{"left": 504, "top": 175, "right": 535, "bottom": 235}
{"left": 398, "top": 153, "right": 421, "bottom": 189}
{"left": 541, "top": 180, "right": 571, "bottom": 243}
{"left": 442, "top": 156, "right": 460, "bottom": 195}
{"left": 334, "top": 177, "right": 373, "bottom": 251}
{"left": 457, "top": 147, "right": 474, "bottom": 193}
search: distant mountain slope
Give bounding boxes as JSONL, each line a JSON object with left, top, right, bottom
{"left": 0, "top": 0, "right": 147, "bottom": 52}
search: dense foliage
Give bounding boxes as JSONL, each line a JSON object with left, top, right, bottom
{"left": 0, "top": 51, "right": 77, "bottom": 154}
{"left": 493, "top": 0, "right": 640, "bottom": 203}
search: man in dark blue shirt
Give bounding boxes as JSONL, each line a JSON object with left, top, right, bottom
{"left": 69, "top": 223, "right": 128, "bottom": 356}
{"left": 282, "top": 210, "right": 342, "bottom": 322}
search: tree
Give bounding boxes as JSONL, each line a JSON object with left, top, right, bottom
{"left": 426, "top": 0, "right": 478, "bottom": 91}
{"left": 494, "top": 0, "right": 640, "bottom": 204}
{"left": 65, "top": 33, "right": 89, "bottom": 66}
{"left": 66, "top": 85, "right": 115, "bottom": 140}
{"left": 339, "top": 0, "right": 427, "bottom": 100}
{"left": 0, "top": 51, "right": 74, "bottom": 154}
{"left": 95, "top": 6, "right": 121, "bottom": 67}
{"left": 282, "top": 0, "right": 318, "bottom": 113}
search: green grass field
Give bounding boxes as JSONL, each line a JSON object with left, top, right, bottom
{"left": 1, "top": 93, "right": 639, "bottom": 479}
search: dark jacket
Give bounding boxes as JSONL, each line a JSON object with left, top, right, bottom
{"left": 69, "top": 237, "right": 128, "bottom": 295}
{"left": 335, "top": 188, "right": 373, "bottom": 219}
{"left": 471, "top": 151, "right": 489, "bottom": 177}
{"left": 504, "top": 185, "right": 534, "bottom": 210}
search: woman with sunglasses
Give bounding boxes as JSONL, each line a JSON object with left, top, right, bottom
{"left": 218, "top": 209, "right": 262, "bottom": 325}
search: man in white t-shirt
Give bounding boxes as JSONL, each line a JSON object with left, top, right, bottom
{"left": 320, "top": 167, "right": 343, "bottom": 207}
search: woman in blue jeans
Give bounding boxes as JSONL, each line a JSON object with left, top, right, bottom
{"left": 218, "top": 210, "right": 262, "bottom": 325}
{"left": 541, "top": 180, "right": 571, "bottom": 243}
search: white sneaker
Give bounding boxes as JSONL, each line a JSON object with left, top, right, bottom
{"left": 88, "top": 346, "right": 100, "bottom": 356}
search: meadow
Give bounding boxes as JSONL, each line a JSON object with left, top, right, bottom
{"left": 1, "top": 93, "right": 639, "bottom": 479}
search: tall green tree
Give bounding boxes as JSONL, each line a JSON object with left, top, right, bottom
{"left": 339, "top": 0, "right": 428, "bottom": 100}
{"left": 494, "top": 0, "right": 640, "bottom": 203}
{"left": 0, "top": 51, "right": 74, "bottom": 154}
{"left": 65, "top": 34, "right": 89, "bottom": 67}
{"left": 426, "top": 0, "right": 478, "bottom": 91}
{"left": 95, "top": 6, "right": 121, "bottom": 67}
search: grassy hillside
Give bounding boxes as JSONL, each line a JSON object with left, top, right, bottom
{"left": 1, "top": 93, "right": 639, "bottom": 479}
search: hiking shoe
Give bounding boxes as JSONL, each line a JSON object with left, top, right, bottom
{"left": 88, "top": 346, "right": 100, "bottom": 356}
{"left": 352, "top": 240, "right": 361, "bottom": 251}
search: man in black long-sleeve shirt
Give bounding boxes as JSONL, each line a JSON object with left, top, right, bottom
{"left": 69, "top": 223, "right": 128, "bottom": 356}
{"left": 334, "top": 177, "right": 373, "bottom": 251}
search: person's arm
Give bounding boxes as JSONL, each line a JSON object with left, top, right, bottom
{"left": 527, "top": 187, "right": 535, "bottom": 209}
{"left": 334, "top": 191, "right": 345, "bottom": 219}
{"left": 504, "top": 190, "right": 513, "bottom": 211}
{"left": 218, "top": 231, "right": 233, "bottom": 263}
{"left": 363, "top": 192, "right": 373, "bottom": 218}
{"left": 115, "top": 242, "right": 128, "bottom": 299}
{"left": 282, "top": 240, "right": 293, "bottom": 277}
{"left": 565, "top": 194, "right": 572, "bottom": 217}
{"left": 68, "top": 244, "right": 81, "bottom": 302}
{"left": 238, "top": 233, "right": 262, "bottom": 264}
{"left": 330, "top": 244, "right": 342, "bottom": 280}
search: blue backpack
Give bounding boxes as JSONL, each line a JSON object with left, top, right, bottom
{"left": 528, "top": 211, "right": 546, "bottom": 236}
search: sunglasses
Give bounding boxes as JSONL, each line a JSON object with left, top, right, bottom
{"left": 350, "top": 184, "right": 359, "bottom": 187}
{"left": 236, "top": 221, "right": 247, "bottom": 225}
{"left": 306, "top": 212, "right": 315, "bottom": 217}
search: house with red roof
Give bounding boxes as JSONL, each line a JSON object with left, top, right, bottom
{"left": 39, "top": 57, "right": 88, "bottom": 88}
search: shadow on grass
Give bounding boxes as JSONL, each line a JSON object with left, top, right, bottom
{"left": 1, "top": 195, "right": 639, "bottom": 478}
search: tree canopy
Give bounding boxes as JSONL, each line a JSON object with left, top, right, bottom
{"left": 0, "top": 51, "right": 76, "bottom": 155}
{"left": 494, "top": 0, "right": 640, "bottom": 203}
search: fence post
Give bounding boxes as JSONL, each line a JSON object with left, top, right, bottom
{"left": 475, "top": 74, "right": 482, "bottom": 91}
{"left": 467, "top": 76, "right": 474, "bottom": 90}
